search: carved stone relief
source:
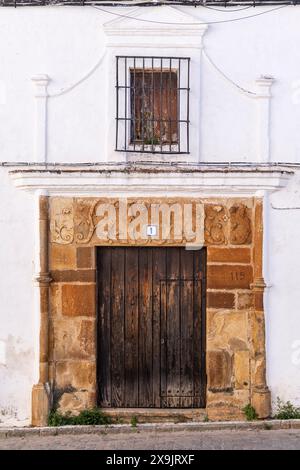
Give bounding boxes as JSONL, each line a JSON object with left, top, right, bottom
{"left": 50, "top": 198, "right": 252, "bottom": 246}
{"left": 204, "top": 204, "right": 228, "bottom": 245}
{"left": 229, "top": 204, "right": 252, "bottom": 245}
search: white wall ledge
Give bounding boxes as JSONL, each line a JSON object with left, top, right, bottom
{"left": 9, "top": 163, "right": 293, "bottom": 197}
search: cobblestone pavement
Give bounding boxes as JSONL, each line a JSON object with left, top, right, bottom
{"left": 0, "top": 429, "right": 300, "bottom": 450}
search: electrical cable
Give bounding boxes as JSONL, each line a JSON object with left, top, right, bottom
{"left": 202, "top": 49, "right": 257, "bottom": 96}
{"left": 46, "top": 4, "right": 284, "bottom": 97}
{"left": 80, "top": 2, "right": 255, "bottom": 12}
{"left": 201, "top": 4, "right": 254, "bottom": 12}
{"left": 91, "top": 4, "right": 289, "bottom": 26}
{"left": 48, "top": 49, "right": 107, "bottom": 97}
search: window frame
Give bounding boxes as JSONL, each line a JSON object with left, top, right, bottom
{"left": 115, "top": 55, "right": 190, "bottom": 155}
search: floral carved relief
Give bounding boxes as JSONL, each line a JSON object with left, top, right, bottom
{"left": 50, "top": 199, "right": 74, "bottom": 245}
{"left": 204, "top": 205, "right": 228, "bottom": 245}
{"left": 74, "top": 199, "right": 97, "bottom": 244}
{"left": 229, "top": 204, "right": 252, "bottom": 245}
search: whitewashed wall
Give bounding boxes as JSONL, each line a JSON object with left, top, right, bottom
{"left": 0, "top": 5, "right": 300, "bottom": 424}
{"left": 0, "top": 168, "right": 37, "bottom": 426}
{"left": 266, "top": 175, "right": 300, "bottom": 408}
{"left": 0, "top": 6, "right": 300, "bottom": 164}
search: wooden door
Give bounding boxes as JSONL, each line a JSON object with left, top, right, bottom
{"left": 97, "top": 247, "right": 206, "bottom": 408}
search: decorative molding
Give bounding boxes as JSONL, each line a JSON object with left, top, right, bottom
{"left": 204, "top": 204, "right": 228, "bottom": 245}
{"left": 50, "top": 200, "right": 74, "bottom": 244}
{"left": 103, "top": 6, "right": 207, "bottom": 45}
{"left": 251, "top": 277, "right": 267, "bottom": 291}
{"left": 74, "top": 199, "right": 97, "bottom": 244}
{"left": 10, "top": 165, "right": 292, "bottom": 197}
{"left": 229, "top": 204, "right": 252, "bottom": 245}
{"left": 31, "top": 74, "right": 50, "bottom": 164}
{"left": 255, "top": 76, "right": 274, "bottom": 163}
{"left": 34, "top": 272, "right": 52, "bottom": 286}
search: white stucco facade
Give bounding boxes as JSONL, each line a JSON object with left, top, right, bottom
{"left": 0, "top": 4, "right": 300, "bottom": 425}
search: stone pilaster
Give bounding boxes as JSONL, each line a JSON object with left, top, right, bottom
{"left": 250, "top": 200, "right": 271, "bottom": 418}
{"left": 31, "top": 195, "right": 52, "bottom": 426}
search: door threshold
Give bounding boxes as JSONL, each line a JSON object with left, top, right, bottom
{"left": 101, "top": 408, "right": 207, "bottom": 424}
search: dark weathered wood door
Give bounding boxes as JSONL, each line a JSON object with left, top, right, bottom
{"left": 97, "top": 247, "right": 206, "bottom": 408}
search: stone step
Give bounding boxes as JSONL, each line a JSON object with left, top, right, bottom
{"left": 103, "top": 408, "right": 208, "bottom": 424}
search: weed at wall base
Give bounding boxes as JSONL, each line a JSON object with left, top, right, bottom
{"left": 242, "top": 404, "right": 258, "bottom": 421}
{"left": 48, "top": 408, "right": 112, "bottom": 427}
{"left": 274, "top": 398, "right": 300, "bottom": 420}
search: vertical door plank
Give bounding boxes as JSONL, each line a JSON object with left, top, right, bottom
{"left": 166, "top": 248, "right": 181, "bottom": 407}
{"left": 200, "top": 248, "right": 207, "bottom": 407}
{"left": 160, "top": 277, "right": 167, "bottom": 408}
{"left": 110, "top": 248, "right": 125, "bottom": 407}
{"left": 138, "top": 248, "right": 153, "bottom": 407}
{"left": 124, "top": 248, "right": 139, "bottom": 407}
{"left": 180, "top": 249, "right": 194, "bottom": 408}
{"left": 193, "top": 250, "right": 203, "bottom": 407}
{"left": 152, "top": 248, "right": 166, "bottom": 407}
{"left": 97, "top": 248, "right": 112, "bottom": 407}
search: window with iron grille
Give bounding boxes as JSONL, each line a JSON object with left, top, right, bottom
{"left": 115, "top": 56, "right": 190, "bottom": 154}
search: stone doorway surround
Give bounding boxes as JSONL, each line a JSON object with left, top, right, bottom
{"left": 9, "top": 163, "right": 292, "bottom": 426}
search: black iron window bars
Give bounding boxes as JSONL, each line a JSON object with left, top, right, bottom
{"left": 115, "top": 56, "right": 190, "bottom": 154}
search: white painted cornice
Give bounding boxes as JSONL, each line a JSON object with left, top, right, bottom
{"left": 9, "top": 164, "right": 293, "bottom": 198}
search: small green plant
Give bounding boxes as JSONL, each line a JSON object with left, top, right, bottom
{"left": 131, "top": 415, "right": 138, "bottom": 428}
{"left": 173, "top": 414, "right": 188, "bottom": 424}
{"left": 48, "top": 408, "right": 112, "bottom": 427}
{"left": 274, "top": 398, "right": 300, "bottom": 420}
{"left": 263, "top": 423, "right": 272, "bottom": 430}
{"left": 242, "top": 404, "right": 258, "bottom": 421}
{"left": 143, "top": 137, "right": 160, "bottom": 146}
{"left": 203, "top": 414, "right": 209, "bottom": 422}
{"left": 113, "top": 416, "right": 124, "bottom": 424}
{"left": 48, "top": 410, "right": 75, "bottom": 427}
{"left": 75, "top": 408, "right": 112, "bottom": 425}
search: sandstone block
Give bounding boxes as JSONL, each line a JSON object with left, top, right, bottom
{"left": 207, "top": 265, "right": 253, "bottom": 290}
{"left": 207, "top": 310, "right": 248, "bottom": 351}
{"left": 237, "top": 292, "right": 254, "bottom": 310}
{"left": 251, "top": 355, "right": 266, "bottom": 388}
{"left": 206, "top": 389, "right": 250, "bottom": 421}
{"left": 53, "top": 318, "right": 95, "bottom": 360}
{"left": 207, "top": 291, "right": 235, "bottom": 309}
{"left": 31, "top": 383, "right": 50, "bottom": 427}
{"left": 207, "top": 247, "right": 251, "bottom": 264}
{"left": 55, "top": 361, "right": 96, "bottom": 390}
{"left": 62, "top": 284, "right": 95, "bottom": 317}
{"left": 234, "top": 351, "right": 250, "bottom": 389}
{"left": 252, "top": 388, "right": 271, "bottom": 419}
{"left": 77, "top": 247, "right": 94, "bottom": 269}
{"left": 51, "top": 270, "right": 95, "bottom": 282}
{"left": 49, "top": 283, "right": 61, "bottom": 317}
{"left": 254, "top": 291, "right": 264, "bottom": 311}
{"left": 58, "top": 391, "right": 96, "bottom": 415}
{"left": 207, "top": 350, "right": 233, "bottom": 391}
{"left": 50, "top": 244, "right": 76, "bottom": 270}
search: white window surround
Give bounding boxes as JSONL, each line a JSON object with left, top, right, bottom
{"left": 103, "top": 6, "right": 207, "bottom": 164}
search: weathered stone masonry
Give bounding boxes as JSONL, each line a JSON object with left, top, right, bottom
{"left": 32, "top": 196, "right": 270, "bottom": 425}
